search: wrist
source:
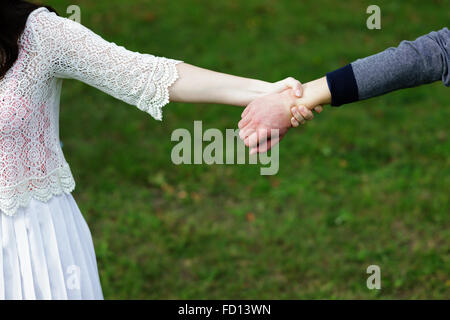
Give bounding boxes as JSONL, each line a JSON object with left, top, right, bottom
{"left": 228, "top": 79, "right": 271, "bottom": 107}
{"left": 299, "top": 77, "right": 331, "bottom": 108}
{"left": 248, "top": 79, "right": 273, "bottom": 99}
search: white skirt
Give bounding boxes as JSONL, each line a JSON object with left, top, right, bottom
{"left": 0, "top": 193, "right": 103, "bottom": 299}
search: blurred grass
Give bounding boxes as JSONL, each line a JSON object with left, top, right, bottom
{"left": 45, "top": 0, "right": 449, "bottom": 298}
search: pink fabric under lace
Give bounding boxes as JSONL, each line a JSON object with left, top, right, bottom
{"left": 0, "top": 7, "right": 181, "bottom": 215}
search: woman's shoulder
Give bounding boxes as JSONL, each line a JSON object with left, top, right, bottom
{"left": 29, "top": 6, "right": 50, "bottom": 17}
{"left": 26, "top": 6, "right": 86, "bottom": 38}
{"left": 18, "top": 7, "right": 51, "bottom": 51}
{"left": 22, "top": 6, "right": 76, "bottom": 51}
{"left": 26, "top": 7, "right": 59, "bottom": 28}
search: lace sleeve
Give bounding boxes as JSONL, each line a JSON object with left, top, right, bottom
{"left": 30, "top": 9, "right": 182, "bottom": 120}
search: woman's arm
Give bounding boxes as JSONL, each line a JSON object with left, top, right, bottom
{"left": 30, "top": 8, "right": 303, "bottom": 121}
{"left": 169, "top": 63, "right": 303, "bottom": 106}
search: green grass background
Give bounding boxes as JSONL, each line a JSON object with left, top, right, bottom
{"left": 46, "top": 0, "right": 448, "bottom": 298}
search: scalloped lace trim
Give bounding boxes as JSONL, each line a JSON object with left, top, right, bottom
{"left": 0, "top": 163, "right": 76, "bottom": 216}
{"left": 137, "top": 58, "right": 182, "bottom": 121}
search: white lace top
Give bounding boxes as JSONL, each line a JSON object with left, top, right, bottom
{"left": 0, "top": 7, "right": 181, "bottom": 216}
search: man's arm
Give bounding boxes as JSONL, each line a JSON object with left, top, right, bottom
{"left": 291, "top": 28, "right": 449, "bottom": 124}
{"left": 240, "top": 28, "right": 449, "bottom": 153}
{"left": 327, "top": 27, "right": 450, "bottom": 106}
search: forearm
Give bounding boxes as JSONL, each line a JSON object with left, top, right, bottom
{"left": 326, "top": 27, "right": 450, "bottom": 106}
{"left": 169, "top": 63, "right": 273, "bottom": 106}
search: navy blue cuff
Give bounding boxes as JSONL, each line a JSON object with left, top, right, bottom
{"left": 326, "top": 64, "right": 359, "bottom": 106}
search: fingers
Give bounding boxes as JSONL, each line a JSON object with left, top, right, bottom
{"left": 291, "top": 105, "right": 313, "bottom": 122}
{"left": 241, "top": 105, "right": 252, "bottom": 118}
{"left": 291, "top": 117, "right": 299, "bottom": 127}
{"left": 313, "top": 105, "right": 323, "bottom": 113}
{"left": 245, "top": 131, "right": 260, "bottom": 149}
{"left": 291, "top": 106, "right": 306, "bottom": 125}
{"left": 298, "top": 105, "right": 314, "bottom": 120}
{"left": 245, "top": 128, "right": 272, "bottom": 149}
{"left": 238, "top": 116, "right": 251, "bottom": 129}
{"left": 290, "top": 104, "right": 320, "bottom": 126}
{"left": 239, "top": 127, "right": 255, "bottom": 141}
{"left": 282, "top": 77, "right": 303, "bottom": 97}
{"left": 250, "top": 135, "right": 281, "bottom": 155}
{"left": 273, "top": 77, "right": 303, "bottom": 97}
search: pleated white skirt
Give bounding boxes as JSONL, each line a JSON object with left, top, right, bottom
{"left": 0, "top": 193, "right": 103, "bottom": 299}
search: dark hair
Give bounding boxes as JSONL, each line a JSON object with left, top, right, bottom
{"left": 0, "top": 0, "right": 57, "bottom": 79}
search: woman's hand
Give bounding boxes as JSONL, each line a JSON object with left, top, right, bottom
{"left": 267, "top": 77, "right": 304, "bottom": 97}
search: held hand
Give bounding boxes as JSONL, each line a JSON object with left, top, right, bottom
{"left": 290, "top": 104, "right": 323, "bottom": 127}
{"left": 238, "top": 91, "right": 322, "bottom": 154}
{"left": 237, "top": 77, "right": 305, "bottom": 154}
{"left": 238, "top": 77, "right": 331, "bottom": 154}
{"left": 238, "top": 90, "right": 294, "bottom": 154}
{"left": 238, "top": 89, "right": 320, "bottom": 154}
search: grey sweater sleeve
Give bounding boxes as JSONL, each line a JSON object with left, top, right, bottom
{"left": 326, "top": 27, "right": 449, "bottom": 106}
